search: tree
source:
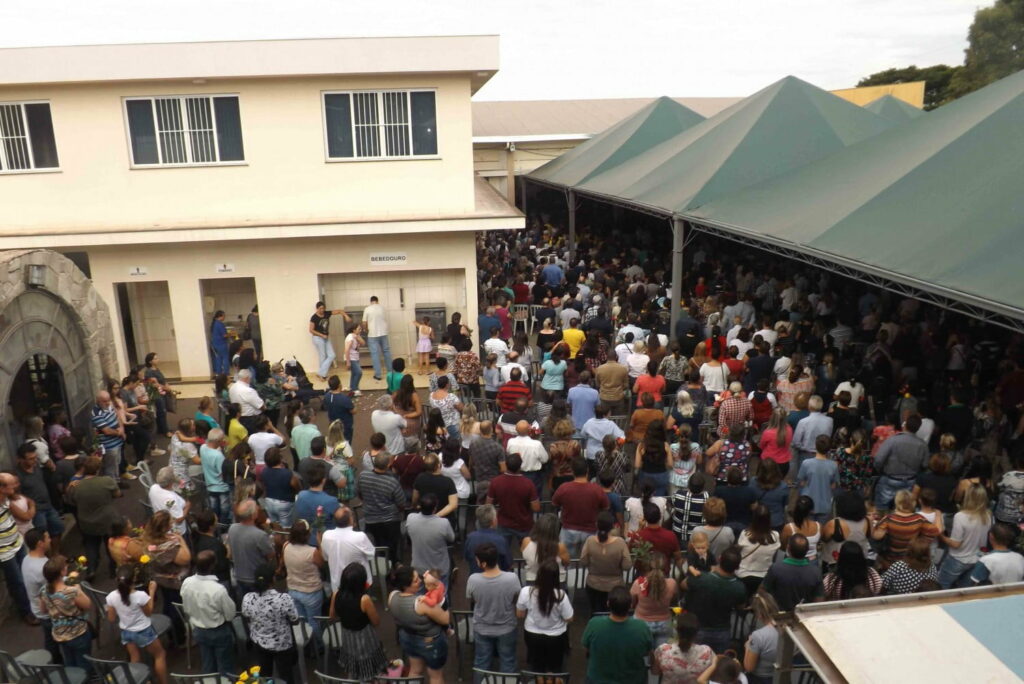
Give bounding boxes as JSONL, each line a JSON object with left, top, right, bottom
{"left": 946, "top": 0, "right": 1024, "bottom": 100}
{"left": 857, "top": 65, "right": 960, "bottom": 110}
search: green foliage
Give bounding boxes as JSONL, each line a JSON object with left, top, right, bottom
{"left": 858, "top": 0, "right": 1024, "bottom": 108}
{"left": 947, "top": 0, "right": 1024, "bottom": 100}
{"left": 856, "top": 65, "right": 959, "bottom": 110}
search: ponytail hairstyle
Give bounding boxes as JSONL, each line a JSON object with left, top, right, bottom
{"left": 253, "top": 562, "right": 276, "bottom": 594}
{"left": 848, "top": 428, "right": 867, "bottom": 457}
{"left": 792, "top": 495, "right": 814, "bottom": 528}
{"left": 596, "top": 510, "right": 614, "bottom": 543}
{"left": 675, "top": 612, "right": 699, "bottom": 651}
{"left": 643, "top": 552, "right": 667, "bottom": 603}
{"left": 116, "top": 563, "right": 134, "bottom": 607}
{"left": 43, "top": 555, "right": 67, "bottom": 593}
{"left": 640, "top": 483, "right": 655, "bottom": 507}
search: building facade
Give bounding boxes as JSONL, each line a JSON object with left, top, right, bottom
{"left": 0, "top": 36, "right": 522, "bottom": 381}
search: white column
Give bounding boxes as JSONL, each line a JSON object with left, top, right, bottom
{"left": 670, "top": 217, "right": 685, "bottom": 336}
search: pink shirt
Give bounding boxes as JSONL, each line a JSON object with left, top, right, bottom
{"left": 760, "top": 425, "right": 793, "bottom": 464}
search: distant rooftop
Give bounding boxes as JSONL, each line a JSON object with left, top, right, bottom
{"left": 0, "top": 35, "right": 500, "bottom": 93}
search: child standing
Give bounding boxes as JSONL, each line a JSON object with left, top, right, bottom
{"left": 414, "top": 317, "right": 434, "bottom": 375}
{"left": 105, "top": 569, "right": 167, "bottom": 684}
{"left": 483, "top": 354, "right": 501, "bottom": 400}
{"left": 916, "top": 488, "right": 945, "bottom": 566}
{"left": 327, "top": 419, "right": 356, "bottom": 505}
{"left": 686, "top": 530, "right": 716, "bottom": 575}
{"left": 386, "top": 358, "right": 408, "bottom": 394}
{"left": 669, "top": 426, "right": 701, "bottom": 497}
{"left": 797, "top": 434, "right": 839, "bottom": 523}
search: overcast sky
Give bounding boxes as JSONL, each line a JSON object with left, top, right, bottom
{"left": 1, "top": 0, "right": 983, "bottom": 100}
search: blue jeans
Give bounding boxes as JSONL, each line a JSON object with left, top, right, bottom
{"left": 638, "top": 470, "right": 670, "bottom": 497}
{"left": 154, "top": 394, "right": 169, "bottom": 435}
{"left": 349, "top": 360, "right": 363, "bottom": 391}
{"left": 875, "top": 475, "right": 914, "bottom": 510}
{"left": 473, "top": 628, "right": 518, "bottom": 679}
{"left": 398, "top": 630, "right": 448, "bottom": 671}
{"left": 195, "top": 623, "right": 236, "bottom": 675}
{"left": 938, "top": 554, "right": 976, "bottom": 589}
{"left": 1, "top": 545, "right": 30, "bottom": 616}
{"left": 498, "top": 527, "right": 529, "bottom": 555}
{"left": 524, "top": 470, "right": 544, "bottom": 500}
{"left": 367, "top": 336, "right": 393, "bottom": 379}
{"left": 560, "top": 528, "right": 591, "bottom": 558}
{"left": 212, "top": 346, "right": 230, "bottom": 375}
{"left": 60, "top": 630, "right": 94, "bottom": 676}
{"left": 288, "top": 589, "right": 323, "bottom": 643}
{"left": 643, "top": 618, "right": 673, "bottom": 649}
{"left": 312, "top": 335, "right": 336, "bottom": 378}
{"left": 446, "top": 423, "right": 462, "bottom": 442}
{"left": 208, "top": 490, "right": 232, "bottom": 524}
{"left": 697, "top": 627, "right": 731, "bottom": 654}
{"left": 264, "top": 499, "right": 294, "bottom": 528}
{"left": 32, "top": 507, "right": 65, "bottom": 538}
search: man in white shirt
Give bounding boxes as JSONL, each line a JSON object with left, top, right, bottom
{"left": 483, "top": 327, "right": 510, "bottom": 367}
{"left": 228, "top": 369, "right": 264, "bottom": 433}
{"left": 362, "top": 295, "right": 392, "bottom": 381}
{"left": 247, "top": 416, "right": 285, "bottom": 467}
{"left": 321, "top": 507, "right": 376, "bottom": 592}
{"left": 370, "top": 394, "right": 409, "bottom": 456}
{"left": 755, "top": 318, "right": 779, "bottom": 349}
{"left": 181, "top": 550, "right": 237, "bottom": 675}
{"left": 506, "top": 421, "right": 548, "bottom": 497}
{"left": 780, "top": 281, "right": 800, "bottom": 312}
{"left": 149, "top": 466, "right": 189, "bottom": 535}
{"left": 499, "top": 351, "right": 529, "bottom": 384}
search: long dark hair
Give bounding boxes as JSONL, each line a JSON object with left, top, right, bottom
{"left": 834, "top": 541, "right": 869, "bottom": 599}
{"left": 394, "top": 374, "right": 417, "bottom": 411}
{"left": 533, "top": 558, "right": 563, "bottom": 617}
{"left": 441, "top": 436, "right": 463, "bottom": 468}
{"left": 792, "top": 495, "right": 814, "bottom": 528}
{"left": 116, "top": 564, "right": 134, "bottom": 607}
{"left": 425, "top": 408, "right": 446, "bottom": 439}
{"left": 339, "top": 562, "right": 368, "bottom": 601}
{"left": 675, "top": 612, "right": 699, "bottom": 651}
{"left": 530, "top": 514, "right": 561, "bottom": 566}
{"left": 747, "top": 503, "right": 774, "bottom": 545}
{"left": 596, "top": 510, "right": 614, "bottom": 543}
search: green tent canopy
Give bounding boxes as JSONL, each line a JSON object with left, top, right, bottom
{"left": 527, "top": 96, "right": 705, "bottom": 188}
{"left": 686, "top": 69, "right": 1024, "bottom": 322}
{"left": 576, "top": 76, "right": 894, "bottom": 213}
{"left": 864, "top": 94, "right": 927, "bottom": 123}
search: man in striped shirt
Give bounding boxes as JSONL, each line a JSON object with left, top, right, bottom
{"left": 496, "top": 367, "right": 531, "bottom": 413}
{"left": 91, "top": 391, "right": 125, "bottom": 481}
{"left": 0, "top": 472, "right": 35, "bottom": 624}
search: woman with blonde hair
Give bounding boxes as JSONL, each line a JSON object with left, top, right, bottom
{"left": 758, "top": 407, "right": 793, "bottom": 478}
{"left": 327, "top": 419, "right": 356, "bottom": 504}
{"left": 687, "top": 341, "right": 708, "bottom": 375}
{"left": 937, "top": 483, "right": 992, "bottom": 588}
{"left": 548, "top": 419, "right": 581, "bottom": 494}
{"left": 629, "top": 552, "right": 677, "bottom": 648}
{"left": 142, "top": 510, "right": 191, "bottom": 643}
{"left": 872, "top": 489, "right": 938, "bottom": 567}
{"left": 459, "top": 402, "right": 481, "bottom": 449}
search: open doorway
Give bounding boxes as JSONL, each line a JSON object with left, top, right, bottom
{"left": 115, "top": 281, "right": 179, "bottom": 377}
{"left": 199, "top": 277, "right": 260, "bottom": 372}
{"left": 7, "top": 355, "right": 66, "bottom": 446}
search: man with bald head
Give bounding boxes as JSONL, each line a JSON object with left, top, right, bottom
{"left": 506, "top": 420, "right": 548, "bottom": 497}
{"left": 227, "top": 499, "right": 275, "bottom": 599}
{"left": 91, "top": 390, "right": 125, "bottom": 480}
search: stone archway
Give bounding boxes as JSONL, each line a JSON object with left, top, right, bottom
{"left": 0, "top": 250, "right": 115, "bottom": 468}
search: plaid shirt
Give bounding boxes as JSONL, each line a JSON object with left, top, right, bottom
{"left": 671, "top": 490, "right": 708, "bottom": 542}
{"left": 717, "top": 396, "right": 751, "bottom": 437}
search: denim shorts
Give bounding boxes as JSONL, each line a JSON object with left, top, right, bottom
{"left": 121, "top": 625, "right": 158, "bottom": 648}
{"left": 398, "top": 629, "right": 448, "bottom": 670}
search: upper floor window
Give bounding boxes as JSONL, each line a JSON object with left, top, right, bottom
{"left": 323, "top": 90, "right": 437, "bottom": 160}
{"left": 124, "top": 95, "right": 244, "bottom": 167}
{"left": 0, "top": 101, "right": 59, "bottom": 173}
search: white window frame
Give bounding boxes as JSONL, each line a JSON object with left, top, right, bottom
{"left": 321, "top": 88, "right": 440, "bottom": 162}
{"left": 0, "top": 100, "right": 60, "bottom": 175}
{"left": 122, "top": 93, "right": 246, "bottom": 169}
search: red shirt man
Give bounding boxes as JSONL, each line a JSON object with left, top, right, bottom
{"left": 635, "top": 502, "right": 681, "bottom": 573}
{"left": 496, "top": 370, "right": 532, "bottom": 413}
{"left": 487, "top": 454, "right": 540, "bottom": 538}
{"left": 552, "top": 457, "right": 608, "bottom": 533}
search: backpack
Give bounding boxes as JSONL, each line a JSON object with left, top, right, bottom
{"left": 750, "top": 392, "right": 773, "bottom": 428}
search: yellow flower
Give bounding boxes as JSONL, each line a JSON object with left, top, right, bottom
{"left": 139, "top": 555, "right": 151, "bottom": 564}
{"left": 239, "top": 674, "right": 248, "bottom": 682}
{"left": 77, "top": 556, "right": 87, "bottom": 564}
{"left": 249, "top": 666, "right": 260, "bottom": 675}
{"left": 671, "top": 606, "right": 682, "bottom": 615}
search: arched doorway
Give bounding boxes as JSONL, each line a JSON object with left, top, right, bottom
{"left": 0, "top": 250, "right": 115, "bottom": 468}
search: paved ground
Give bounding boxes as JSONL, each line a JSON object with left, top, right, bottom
{"left": 2, "top": 390, "right": 601, "bottom": 682}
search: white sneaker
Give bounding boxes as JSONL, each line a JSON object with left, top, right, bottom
{"left": 353, "top": 390, "right": 363, "bottom": 397}
{"left": 150, "top": 448, "right": 167, "bottom": 457}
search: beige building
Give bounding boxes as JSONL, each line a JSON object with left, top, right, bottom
{"left": 0, "top": 36, "right": 522, "bottom": 381}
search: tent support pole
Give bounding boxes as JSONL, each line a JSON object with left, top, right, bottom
{"left": 567, "top": 189, "right": 577, "bottom": 262}
{"left": 520, "top": 176, "right": 528, "bottom": 215}
{"left": 670, "top": 217, "right": 685, "bottom": 336}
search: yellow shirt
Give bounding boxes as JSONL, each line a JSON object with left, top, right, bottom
{"left": 563, "top": 328, "right": 586, "bottom": 358}
{"left": 226, "top": 418, "right": 248, "bottom": 450}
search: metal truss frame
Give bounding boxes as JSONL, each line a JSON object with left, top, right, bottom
{"left": 687, "top": 219, "right": 1024, "bottom": 334}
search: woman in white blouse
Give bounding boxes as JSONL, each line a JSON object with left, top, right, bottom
{"left": 735, "top": 504, "right": 782, "bottom": 599}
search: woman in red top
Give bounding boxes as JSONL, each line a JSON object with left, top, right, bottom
{"left": 633, "top": 360, "right": 667, "bottom": 407}
{"left": 704, "top": 326, "right": 728, "bottom": 362}
{"left": 758, "top": 408, "right": 793, "bottom": 472}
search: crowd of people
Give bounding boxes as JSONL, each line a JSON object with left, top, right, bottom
{"left": 1, "top": 215, "right": 1023, "bottom": 684}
